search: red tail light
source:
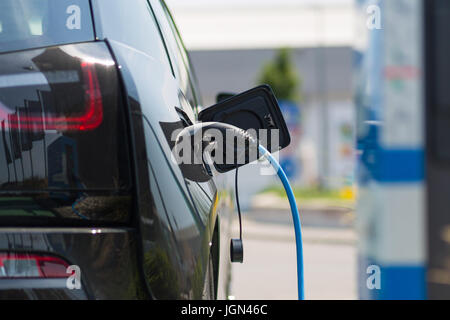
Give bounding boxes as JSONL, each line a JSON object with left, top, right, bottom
{"left": 0, "top": 42, "right": 132, "bottom": 222}
{"left": 0, "top": 253, "right": 70, "bottom": 279}
{"left": 0, "top": 62, "right": 103, "bottom": 131}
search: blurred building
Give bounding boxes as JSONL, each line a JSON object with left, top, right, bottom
{"left": 167, "top": 0, "right": 355, "bottom": 192}
{"left": 167, "top": 0, "right": 354, "bottom": 51}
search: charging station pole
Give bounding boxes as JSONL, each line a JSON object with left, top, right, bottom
{"left": 355, "top": 0, "right": 426, "bottom": 299}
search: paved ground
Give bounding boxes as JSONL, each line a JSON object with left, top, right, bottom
{"left": 230, "top": 208, "right": 357, "bottom": 300}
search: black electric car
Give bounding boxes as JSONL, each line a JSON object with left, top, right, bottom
{"left": 0, "top": 0, "right": 291, "bottom": 300}
{"left": 0, "top": 0, "right": 239, "bottom": 299}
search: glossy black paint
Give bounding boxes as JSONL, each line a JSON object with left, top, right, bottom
{"left": 0, "top": 228, "right": 148, "bottom": 299}
{"left": 91, "top": 0, "right": 235, "bottom": 299}
{"left": 0, "top": 43, "right": 133, "bottom": 224}
{"left": 0, "top": 40, "right": 147, "bottom": 298}
{"left": 91, "top": 0, "right": 227, "bottom": 298}
{"left": 0, "top": 0, "right": 234, "bottom": 300}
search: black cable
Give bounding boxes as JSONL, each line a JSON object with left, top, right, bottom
{"left": 235, "top": 166, "right": 242, "bottom": 240}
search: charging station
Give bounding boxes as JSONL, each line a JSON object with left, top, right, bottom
{"left": 356, "top": 0, "right": 450, "bottom": 299}
{"left": 355, "top": 0, "right": 425, "bottom": 299}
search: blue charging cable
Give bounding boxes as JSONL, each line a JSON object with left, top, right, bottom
{"left": 258, "top": 145, "right": 305, "bottom": 300}
{"left": 175, "top": 122, "right": 305, "bottom": 300}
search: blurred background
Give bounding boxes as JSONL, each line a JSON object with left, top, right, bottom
{"left": 166, "top": 0, "right": 357, "bottom": 299}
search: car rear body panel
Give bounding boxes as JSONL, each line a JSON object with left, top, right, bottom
{"left": 0, "top": 0, "right": 234, "bottom": 300}
{"left": 0, "top": 228, "right": 147, "bottom": 299}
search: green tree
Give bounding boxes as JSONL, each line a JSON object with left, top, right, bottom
{"left": 258, "top": 48, "right": 302, "bottom": 103}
